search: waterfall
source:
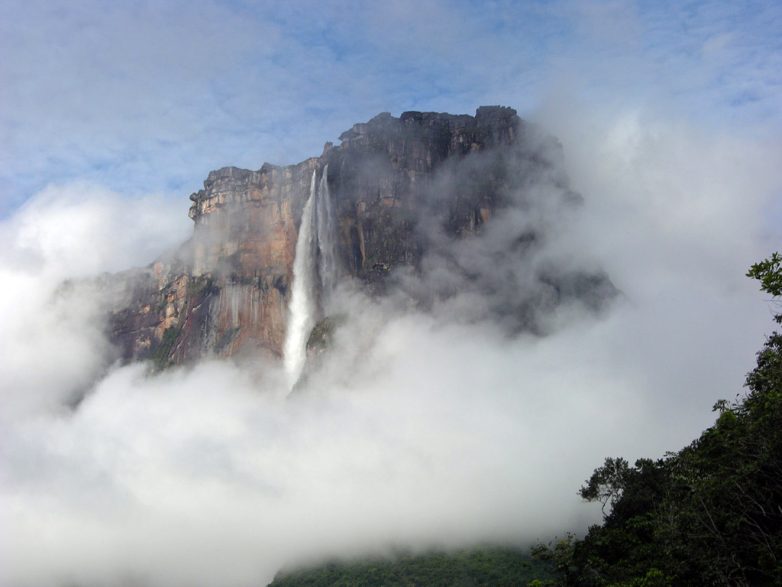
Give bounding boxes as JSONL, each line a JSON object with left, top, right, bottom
{"left": 283, "top": 165, "right": 340, "bottom": 389}
{"left": 316, "top": 164, "right": 339, "bottom": 297}
{"left": 283, "top": 170, "right": 318, "bottom": 388}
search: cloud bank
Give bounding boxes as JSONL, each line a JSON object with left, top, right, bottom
{"left": 1, "top": 99, "right": 780, "bottom": 587}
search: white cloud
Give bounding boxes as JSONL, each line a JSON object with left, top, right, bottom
{"left": 0, "top": 183, "right": 189, "bottom": 418}
{"left": 1, "top": 1, "right": 781, "bottom": 584}
{"left": 0, "top": 99, "right": 780, "bottom": 586}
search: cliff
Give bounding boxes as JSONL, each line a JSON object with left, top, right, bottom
{"left": 108, "top": 106, "right": 614, "bottom": 367}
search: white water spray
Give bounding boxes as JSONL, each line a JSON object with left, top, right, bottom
{"left": 283, "top": 170, "right": 318, "bottom": 388}
{"left": 316, "top": 164, "right": 339, "bottom": 298}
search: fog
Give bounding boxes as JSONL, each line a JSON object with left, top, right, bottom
{"left": 1, "top": 104, "right": 780, "bottom": 587}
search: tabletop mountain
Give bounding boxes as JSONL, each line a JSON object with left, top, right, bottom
{"left": 108, "top": 107, "right": 615, "bottom": 369}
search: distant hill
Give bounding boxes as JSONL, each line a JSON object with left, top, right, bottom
{"left": 267, "top": 546, "right": 554, "bottom": 587}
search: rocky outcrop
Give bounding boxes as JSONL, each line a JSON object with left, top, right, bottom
{"left": 108, "top": 106, "right": 614, "bottom": 367}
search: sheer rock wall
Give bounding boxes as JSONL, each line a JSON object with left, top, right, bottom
{"left": 108, "top": 106, "right": 610, "bottom": 366}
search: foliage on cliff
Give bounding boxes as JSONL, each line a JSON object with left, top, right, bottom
{"left": 306, "top": 315, "right": 346, "bottom": 353}
{"left": 534, "top": 253, "right": 782, "bottom": 586}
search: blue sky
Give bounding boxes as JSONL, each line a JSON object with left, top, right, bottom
{"left": 1, "top": 0, "right": 780, "bottom": 216}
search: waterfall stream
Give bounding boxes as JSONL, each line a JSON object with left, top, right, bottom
{"left": 283, "top": 170, "right": 318, "bottom": 388}
{"left": 283, "top": 166, "right": 339, "bottom": 389}
{"left": 316, "top": 164, "right": 339, "bottom": 297}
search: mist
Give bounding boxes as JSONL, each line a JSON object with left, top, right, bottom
{"left": 1, "top": 99, "right": 780, "bottom": 587}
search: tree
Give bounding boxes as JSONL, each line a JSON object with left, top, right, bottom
{"left": 558, "top": 253, "right": 782, "bottom": 586}
{"left": 747, "top": 252, "right": 782, "bottom": 298}
{"left": 578, "top": 458, "right": 630, "bottom": 515}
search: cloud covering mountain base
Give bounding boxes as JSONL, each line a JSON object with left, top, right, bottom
{"left": 0, "top": 105, "right": 779, "bottom": 587}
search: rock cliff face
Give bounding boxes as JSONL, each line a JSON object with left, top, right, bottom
{"left": 109, "top": 106, "right": 614, "bottom": 367}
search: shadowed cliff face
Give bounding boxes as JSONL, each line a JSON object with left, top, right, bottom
{"left": 108, "top": 106, "right": 615, "bottom": 366}
{"left": 324, "top": 107, "right": 520, "bottom": 284}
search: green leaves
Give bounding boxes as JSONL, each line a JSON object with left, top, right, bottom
{"left": 747, "top": 252, "right": 782, "bottom": 323}
{"left": 747, "top": 252, "right": 782, "bottom": 297}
